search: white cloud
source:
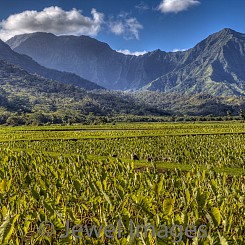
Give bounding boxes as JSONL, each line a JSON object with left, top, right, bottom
{"left": 135, "top": 2, "right": 150, "bottom": 12}
{"left": 0, "top": 6, "right": 104, "bottom": 41}
{"left": 108, "top": 13, "right": 143, "bottom": 40}
{"left": 158, "top": 0, "right": 200, "bottom": 14}
{"left": 117, "top": 49, "right": 148, "bottom": 56}
{"left": 172, "top": 48, "right": 187, "bottom": 52}
{"left": 109, "top": 22, "right": 125, "bottom": 35}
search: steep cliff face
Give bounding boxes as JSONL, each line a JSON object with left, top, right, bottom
{"left": 7, "top": 28, "right": 245, "bottom": 95}
{"left": 0, "top": 39, "right": 102, "bottom": 90}
{"left": 7, "top": 32, "right": 184, "bottom": 90}
{"left": 7, "top": 33, "right": 122, "bottom": 88}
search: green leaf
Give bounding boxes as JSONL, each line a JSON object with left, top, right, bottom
{"left": 163, "top": 198, "right": 175, "bottom": 216}
{"left": 102, "top": 191, "right": 112, "bottom": 206}
{"left": 96, "top": 180, "right": 103, "bottom": 191}
{"left": 0, "top": 179, "right": 6, "bottom": 194}
{"left": 157, "top": 175, "right": 164, "bottom": 195}
{"left": 1, "top": 206, "right": 8, "bottom": 217}
{"left": 210, "top": 207, "right": 221, "bottom": 226}
{"left": 31, "top": 187, "right": 40, "bottom": 201}
{"left": 0, "top": 213, "right": 20, "bottom": 244}
{"left": 185, "top": 189, "right": 191, "bottom": 206}
{"left": 44, "top": 201, "right": 54, "bottom": 215}
{"left": 23, "top": 215, "right": 32, "bottom": 236}
{"left": 74, "top": 179, "right": 82, "bottom": 193}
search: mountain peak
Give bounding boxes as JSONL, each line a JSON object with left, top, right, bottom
{"left": 7, "top": 32, "right": 112, "bottom": 52}
{"left": 148, "top": 49, "right": 166, "bottom": 56}
{"left": 152, "top": 49, "right": 164, "bottom": 53}
{"left": 216, "top": 28, "right": 244, "bottom": 38}
{"left": 220, "top": 28, "right": 236, "bottom": 34}
{"left": 16, "top": 32, "right": 56, "bottom": 38}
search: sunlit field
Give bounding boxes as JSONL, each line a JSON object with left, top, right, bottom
{"left": 0, "top": 122, "right": 245, "bottom": 244}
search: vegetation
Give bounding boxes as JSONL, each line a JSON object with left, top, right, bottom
{"left": 0, "top": 59, "right": 171, "bottom": 126}
{"left": 2, "top": 57, "right": 245, "bottom": 125}
{"left": 0, "top": 122, "right": 245, "bottom": 244}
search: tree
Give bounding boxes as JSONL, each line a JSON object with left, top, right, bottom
{"left": 27, "top": 112, "right": 48, "bottom": 125}
{"left": 239, "top": 108, "right": 245, "bottom": 121}
{"left": 226, "top": 110, "right": 232, "bottom": 121}
{"left": 6, "top": 114, "right": 26, "bottom": 126}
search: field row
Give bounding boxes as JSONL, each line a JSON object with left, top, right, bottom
{"left": 3, "top": 133, "right": 245, "bottom": 170}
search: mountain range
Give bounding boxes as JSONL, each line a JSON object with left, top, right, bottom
{"left": 1, "top": 28, "right": 245, "bottom": 121}
{"left": 6, "top": 28, "right": 245, "bottom": 96}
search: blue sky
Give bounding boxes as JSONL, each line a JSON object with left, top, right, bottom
{"left": 1, "top": 0, "right": 245, "bottom": 55}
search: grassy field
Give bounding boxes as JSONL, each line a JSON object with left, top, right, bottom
{"left": 0, "top": 122, "right": 245, "bottom": 244}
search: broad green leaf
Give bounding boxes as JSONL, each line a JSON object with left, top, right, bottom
{"left": 210, "top": 207, "right": 221, "bottom": 226}
{"left": 0, "top": 213, "right": 20, "bottom": 244}
{"left": 163, "top": 198, "right": 174, "bottom": 216}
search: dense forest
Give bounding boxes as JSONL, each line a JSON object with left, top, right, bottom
{"left": 1, "top": 58, "right": 245, "bottom": 126}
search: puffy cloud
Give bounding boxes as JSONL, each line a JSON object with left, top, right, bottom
{"left": 0, "top": 6, "right": 104, "bottom": 41}
{"left": 117, "top": 49, "right": 148, "bottom": 56}
{"left": 108, "top": 13, "right": 143, "bottom": 40}
{"left": 158, "top": 0, "right": 200, "bottom": 14}
{"left": 0, "top": 6, "right": 143, "bottom": 41}
{"left": 109, "top": 22, "right": 125, "bottom": 35}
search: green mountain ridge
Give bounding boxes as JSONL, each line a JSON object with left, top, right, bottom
{"left": 0, "top": 57, "right": 244, "bottom": 121}
{"left": 144, "top": 29, "right": 245, "bottom": 95}
{"left": 1, "top": 28, "right": 245, "bottom": 123}
{"left": 6, "top": 28, "right": 245, "bottom": 96}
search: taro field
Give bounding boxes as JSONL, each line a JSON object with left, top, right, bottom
{"left": 0, "top": 122, "right": 245, "bottom": 244}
